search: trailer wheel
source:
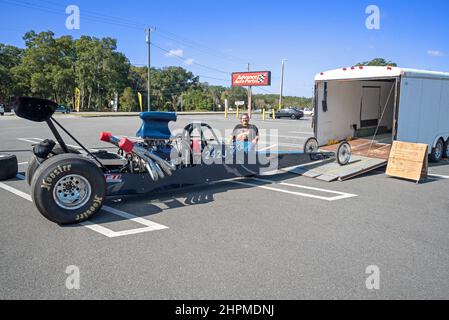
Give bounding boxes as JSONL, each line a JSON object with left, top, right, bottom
{"left": 0, "top": 154, "right": 18, "bottom": 181}
{"left": 430, "top": 138, "right": 444, "bottom": 162}
{"left": 30, "top": 154, "right": 106, "bottom": 225}
{"left": 304, "top": 137, "right": 319, "bottom": 154}
{"left": 443, "top": 139, "right": 449, "bottom": 159}
{"left": 26, "top": 145, "right": 81, "bottom": 186}
{"left": 337, "top": 142, "right": 351, "bottom": 166}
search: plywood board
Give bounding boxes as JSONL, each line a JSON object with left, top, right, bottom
{"left": 386, "top": 141, "right": 428, "bottom": 183}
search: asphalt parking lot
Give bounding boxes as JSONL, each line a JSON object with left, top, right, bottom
{"left": 1, "top": 113, "right": 449, "bottom": 299}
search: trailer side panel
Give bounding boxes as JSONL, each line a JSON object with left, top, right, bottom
{"left": 397, "top": 76, "right": 449, "bottom": 152}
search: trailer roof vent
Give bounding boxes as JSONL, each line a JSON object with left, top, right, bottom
{"left": 359, "top": 66, "right": 364, "bottom": 70}
{"left": 320, "top": 72, "right": 324, "bottom": 75}
{"left": 351, "top": 66, "right": 355, "bottom": 70}
{"left": 343, "top": 68, "right": 347, "bottom": 71}
{"left": 387, "top": 66, "right": 393, "bottom": 70}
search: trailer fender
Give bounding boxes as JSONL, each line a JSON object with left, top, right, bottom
{"left": 432, "top": 134, "right": 449, "bottom": 149}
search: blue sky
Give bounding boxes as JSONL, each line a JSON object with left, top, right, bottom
{"left": 0, "top": 0, "right": 448, "bottom": 97}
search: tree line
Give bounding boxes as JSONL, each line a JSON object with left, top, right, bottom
{"left": 0, "top": 30, "right": 312, "bottom": 112}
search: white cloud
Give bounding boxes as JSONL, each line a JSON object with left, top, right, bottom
{"left": 166, "top": 48, "right": 183, "bottom": 58}
{"left": 184, "top": 58, "right": 195, "bottom": 66}
{"left": 427, "top": 50, "right": 444, "bottom": 57}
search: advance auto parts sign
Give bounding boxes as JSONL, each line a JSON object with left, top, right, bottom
{"left": 232, "top": 71, "right": 271, "bottom": 87}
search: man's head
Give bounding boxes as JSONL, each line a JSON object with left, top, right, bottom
{"left": 241, "top": 113, "right": 250, "bottom": 126}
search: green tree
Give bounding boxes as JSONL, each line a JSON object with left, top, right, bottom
{"left": 356, "top": 58, "right": 397, "bottom": 67}
{"left": 182, "top": 87, "right": 214, "bottom": 111}
{"left": 254, "top": 98, "right": 267, "bottom": 109}
{"left": 75, "top": 36, "right": 130, "bottom": 111}
{"left": 206, "top": 85, "right": 227, "bottom": 110}
{"left": 0, "top": 44, "right": 23, "bottom": 103}
{"left": 151, "top": 66, "right": 199, "bottom": 111}
{"left": 1, "top": 30, "right": 314, "bottom": 113}
{"left": 120, "top": 87, "right": 137, "bottom": 112}
{"left": 221, "top": 86, "right": 248, "bottom": 109}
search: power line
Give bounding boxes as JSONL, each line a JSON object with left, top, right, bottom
{"left": 253, "top": 87, "right": 277, "bottom": 94}
{"left": 37, "top": 0, "right": 147, "bottom": 28}
{"left": 1, "top": 0, "right": 145, "bottom": 30}
{"left": 196, "top": 75, "right": 230, "bottom": 83}
{"left": 129, "top": 62, "right": 230, "bottom": 83}
{"left": 2, "top": 0, "right": 276, "bottom": 88}
{"left": 156, "top": 28, "right": 249, "bottom": 65}
{"left": 9, "top": 0, "right": 253, "bottom": 67}
{"left": 1, "top": 0, "right": 237, "bottom": 78}
{"left": 151, "top": 42, "right": 231, "bottom": 75}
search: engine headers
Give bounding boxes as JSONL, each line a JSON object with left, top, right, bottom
{"left": 100, "top": 132, "right": 176, "bottom": 182}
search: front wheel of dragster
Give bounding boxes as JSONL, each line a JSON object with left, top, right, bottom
{"left": 336, "top": 142, "right": 351, "bottom": 166}
{"left": 30, "top": 154, "right": 106, "bottom": 224}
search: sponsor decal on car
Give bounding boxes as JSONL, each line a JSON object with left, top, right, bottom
{"left": 105, "top": 174, "right": 123, "bottom": 183}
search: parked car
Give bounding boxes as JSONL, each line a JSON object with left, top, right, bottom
{"left": 275, "top": 107, "right": 304, "bottom": 120}
{"left": 55, "top": 105, "right": 71, "bottom": 114}
{"left": 0, "top": 104, "right": 4, "bottom": 115}
{"left": 303, "top": 108, "right": 314, "bottom": 116}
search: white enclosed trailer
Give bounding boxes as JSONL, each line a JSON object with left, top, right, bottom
{"left": 314, "top": 66, "right": 449, "bottom": 162}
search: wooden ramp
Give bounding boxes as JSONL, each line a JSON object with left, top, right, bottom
{"left": 281, "top": 155, "right": 388, "bottom": 182}
{"left": 267, "top": 138, "right": 392, "bottom": 182}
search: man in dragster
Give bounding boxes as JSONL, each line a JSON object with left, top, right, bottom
{"left": 14, "top": 97, "right": 352, "bottom": 225}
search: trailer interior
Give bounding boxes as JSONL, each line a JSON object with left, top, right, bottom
{"left": 315, "top": 78, "right": 398, "bottom": 161}
{"left": 292, "top": 76, "right": 400, "bottom": 181}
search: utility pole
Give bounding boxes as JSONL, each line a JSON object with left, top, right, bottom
{"left": 146, "top": 28, "right": 155, "bottom": 112}
{"left": 247, "top": 63, "right": 252, "bottom": 118}
{"left": 278, "top": 59, "right": 287, "bottom": 110}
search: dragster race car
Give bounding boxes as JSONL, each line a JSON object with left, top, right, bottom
{"left": 13, "top": 97, "right": 352, "bottom": 225}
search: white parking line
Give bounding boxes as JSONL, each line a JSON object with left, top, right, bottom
{"left": 18, "top": 138, "right": 41, "bottom": 144}
{"left": 0, "top": 175, "right": 168, "bottom": 238}
{"left": 428, "top": 173, "right": 449, "bottom": 179}
{"left": 249, "top": 177, "right": 357, "bottom": 201}
{"left": 80, "top": 206, "right": 168, "bottom": 238}
{"left": 212, "top": 177, "right": 357, "bottom": 201}
{"left": 259, "top": 142, "right": 303, "bottom": 149}
{"left": 269, "top": 134, "right": 311, "bottom": 140}
{"left": 0, "top": 181, "right": 32, "bottom": 201}
{"left": 258, "top": 144, "right": 278, "bottom": 152}
{"left": 289, "top": 131, "right": 314, "bottom": 135}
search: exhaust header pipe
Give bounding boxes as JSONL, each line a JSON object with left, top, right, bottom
{"left": 119, "top": 138, "right": 175, "bottom": 177}
{"left": 100, "top": 133, "right": 176, "bottom": 182}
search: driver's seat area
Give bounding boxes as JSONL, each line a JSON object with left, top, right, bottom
{"left": 136, "top": 112, "right": 177, "bottom": 140}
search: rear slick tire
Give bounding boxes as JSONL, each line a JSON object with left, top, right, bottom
{"left": 26, "top": 145, "right": 81, "bottom": 186}
{"left": 30, "top": 154, "right": 106, "bottom": 225}
{"left": 0, "top": 154, "right": 18, "bottom": 181}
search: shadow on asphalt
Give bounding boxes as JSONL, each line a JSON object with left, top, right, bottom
{"left": 65, "top": 171, "right": 301, "bottom": 227}
{"left": 31, "top": 160, "right": 448, "bottom": 227}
